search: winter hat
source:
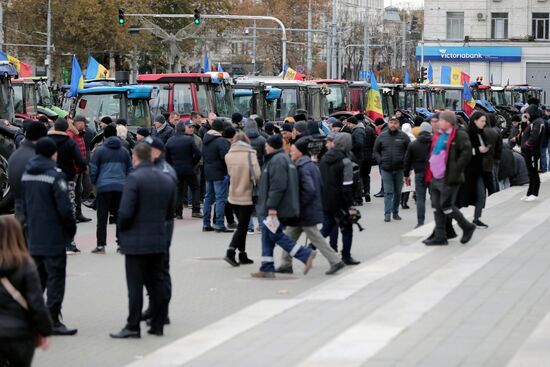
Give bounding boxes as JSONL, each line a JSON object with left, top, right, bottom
{"left": 294, "top": 137, "right": 310, "bottom": 156}
{"left": 154, "top": 115, "right": 166, "bottom": 124}
{"left": 374, "top": 117, "right": 385, "bottom": 126}
{"left": 346, "top": 116, "right": 358, "bottom": 125}
{"left": 419, "top": 122, "right": 432, "bottom": 134}
{"left": 103, "top": 124, "right": 117, "bottom": 138}
{"left": 439, "top": 111, "right": 457, "bottom": 126}
{"left": 255, "top": 117, "right": 265, "bottom": 128}
{"left": 116, "top": 118, "right": 127, "bottom": 126}
{"left": 35, "top": 137, "right": 57, "bottom": 158}
{"left": 143, "top": 136, "right": 165, "bottom": 152}
{"left": 22, "top": 118, "right": 35, "bottom": 132}
{"left": 294, "top": 121, "right": 308, "bottom": 135}
{"left": 54, "top": 118, "right": 69, "bottom": 132}
{"left": 73, "top": 115, "right": 88, "bottom": 124}
{"left": 413, "top": 116, "right": 424, "bottom": 127}
{"left": 267, "top": 134, "right": 283, "bottom": 150}
{"left": 293, "top": 113, "right": 307, "bottom": 122}
{"left": 355, "top": 113, "right": 365, "bottom": 121}
{"left": 223, "top": 126, "right": 237, "bottom": 139}
{"left": 281, "top": 123, "right": 293, "bottom": 133}
{"left": 212, "top": 118, "right": 225, "bottom": 132}
{"left": 100, "top": 116, "right": 113, "bottom": 125}
{"left": 38, "top": 115, "right": 50, "bottom": 125}
{"left": 334, "top": 133, "right": 352, "bottom": 152}
{"left": 231, "top": 112, "right": 243, "bottom": 124}
{"left": 25, "top": 121, "right": 48, "bottom": 141}
{"left": 264, "top": 122, "right": 275, "bottom": 134}
{"left": 136, "top": 127, "right": 150, "bottom": 138}
{"left": 332, "top": 120, "right": 343, "bottom": 128}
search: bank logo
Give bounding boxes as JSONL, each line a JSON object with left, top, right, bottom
{"left": 438, "top": 48, "right": 482, "bottom": 59}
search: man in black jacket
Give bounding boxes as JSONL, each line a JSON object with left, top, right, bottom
{"left": 373, "top": 117, "right": 410, "bottom": 222}
{"left": 404, "top": 122, "right": 432, "bottom": 228}
{"left": 320, "top": 133, "right": 360, "bottom": 266}
{"left": 361, "top": 119, "right": 376, "bottom": 203}
{"left": 110, "top": 144, "right": 176, "bottom": 339}
{"left": 7, "top": 121, "right": 48, "bottom": 223}
{"left": 202, "top": 119, "right": 232, "bottom": 232}
{"left": 252, "top": 135, "right": 316, "bottom": 278}
{"left": 345, "top": 116, "right": 365, "bottom": 205}
{"left": 521, "top": 104, "right": 545, "bottom": 201}
{"left": 166, "top": 122, "right": 202, "bottom": 219}
{"left": 152, "top": 115, "right": 174, "bottom": 144}
{"left": 48, "top": 118, "right": 87, "bottom": 254}
{"left": 21, "top": 137, "right": 78, "bottom": 336}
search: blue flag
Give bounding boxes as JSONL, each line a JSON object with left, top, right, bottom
{"left": 68, "top": 55, "right": 84, "bottom": 98}
{"left": 203, "top": 52, "right": 209, "bottom": 73}
{"left": 0, "top": 51, "right": 7, "bottom": 61}
{"left": 217, "top": 63, "right": 223, "bottom": 72}
{"left": 404, "top": 70, "right": 410, "bottom": 84}
{"left": 428, "top": 62, "right": 433, "bottom": 82}
{"left": 440, "top": 65, "right": 451, "bottom": 85}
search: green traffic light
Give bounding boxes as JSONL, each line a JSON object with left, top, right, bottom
{"left": 119, "top": 18, "right": 125, "bottom": 25}
{"left": 194, "top": 18, "right": 200, "bottom": 25}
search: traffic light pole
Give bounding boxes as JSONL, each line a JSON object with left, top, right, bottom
{"left": 125, "top": 13, "right": 288, "bottom": 70}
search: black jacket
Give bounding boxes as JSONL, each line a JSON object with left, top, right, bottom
{"left": 498, "top": 144, "right": 515, "bottom": 181}
{"left": 0, "top": 263, "right": 53, "bottom": 339}
{"left": 363, "top": 124, "right": 376, "bottom": 163}
{"left": 202, "top": 130, "right": 230, "bottom": 181}
{"left": 48, "top": 131, "right": 87, "bottom": 181}
{"left": 198, "top": 123, "right": 211, "bottom": 139}
{"left": 521, "top": 106, "right": 544, "bottom": 155}
{"left": 118, "top": 162, "right": 176, "bottom": 255}
{"left": 7, "top": 140, "right": 35, "bottom": 201}
{"left": 373, "top": 129, "right": 410, "bottom": 171}
{"left": 257, "top": 149, "right": 300, "bottom": 220}
{"left": 21, "top": 156, "right": 76, "bottom": 256}
{"left": 165, "top": 134, "right": 202, "bottom": 176}
{"left": 245, "top": 128, "right": 267, "bottom": 166}
{"left": 350, "top": 126, "right": 366, "bottom": 162}
{"left": 404, "top": 131, "right": 431, "bottom": 177}
{"left": 295, "top": 156, "right": 324, "bottom": 226}
{"left": 153, "top": 123, "right": 175, "bottom": 144}
{"left": 319, "top": 148, "right": 354, "bottom": 213}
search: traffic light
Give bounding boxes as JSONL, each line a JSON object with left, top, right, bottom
{"left": 118, "top": 7, "right": 125, "bottom": 25}
{"left": 421, "top": 67, "right": 427, "bottom": 82}
{"left": 193, "top": 9, "right": 201, "bottom": 25}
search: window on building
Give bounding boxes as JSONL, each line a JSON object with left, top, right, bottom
{"left": 491, "top": 13, "right": 508, "bottom": 39}
{"left": 533, "top": 13, "right": 550, "bottom": 40}
{"left": 447, "top": 12, "right": 464, "bottom": 40}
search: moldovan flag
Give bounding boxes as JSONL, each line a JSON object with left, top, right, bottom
{"left": 366, "top": 71, "right": 384, "bottom": 121}
{"left": 282, "top": 65, "right": 305, "bottom": 81}
{"left": 463, "top": 80, "right": 475, "bottom": 115}
{"left": 68, "top": 55, "right": 84, "bottom": 98}
{"left": 85, "top": 56, "right": 109, "bottom": 79}
{"left": 441, "top": 66, "right": 470, "bottom": 86}
{"left": 6, "top": 55, "right": 32, "bottom": 77}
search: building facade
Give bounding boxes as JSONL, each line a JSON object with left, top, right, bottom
{"left": 419, "top": 0, "right": 550, "bottom": 102}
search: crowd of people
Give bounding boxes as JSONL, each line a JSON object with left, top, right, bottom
{"left": 1, "top": 99, "right": 549, "bottom": 365}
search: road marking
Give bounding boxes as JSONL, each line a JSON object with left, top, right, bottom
{"left": 124, "top": 299, "right": 302, "bottom": 367}
{"left": 507, "top": 307, "right": 550, "bottom": 367}
{"left": 297, "top": 198, "right": 550, "bottom": 367}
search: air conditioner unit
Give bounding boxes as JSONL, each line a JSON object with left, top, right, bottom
{"left": 477, "top": 13, "right": 486, "bottom": 21}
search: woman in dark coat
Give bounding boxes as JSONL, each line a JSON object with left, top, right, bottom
{"left": 0, "top": 216, "right": 52, "bottom": 367}
{"left": 458, "top": 111, "right": 491, "bottom": 228}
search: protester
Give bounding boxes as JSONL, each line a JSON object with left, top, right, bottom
{"left": 252, "top": 135, "right": 316, "bottom": 278}
{"left": 521, "top": 105, "right": 544, "bottom": 201}
{"left": 244, "top": 119, "right": 267, "bottom": 166}
{"left": 89, "top": 124, "right": 133, "bottom": 254}
{"left": 345, "top": 116, "right": 366, "bottom": 205}
{"left": 110, "top": 144, "right": 176, "bottom": 339}
{"left": 424, "top": 111, "right": 476, "bottom": 246}
{"left": 0, "top": 216, "right": 53, "bottom": 366}
{"left": 21, "top": 137, "right": 78, "bottom": 335}
{"left": 152, "top": 115, "right": 174, "bottom": 144}
{"left": 136, "top": 127, "right": 151, "bottom": 142}
{"left": 67, "top": 116, "right": 92, "bottom": 223}
{"left": 373, "top": 116, "right": 410, "bottom": 222}
{"left": 223, "top": 133, "right": 261, "bottom": 267}
{"left": 361, "top": 118, "right": 376, "bottom": 203}
{"left": 400, "top": 123, "right": 416, "bottom": 209}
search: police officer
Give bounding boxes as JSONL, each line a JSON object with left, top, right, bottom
{"left": 21, "top": 137, "right": 78, "bottom": 335}
{"left": 110, "top": 143, "right": 177, "bottom": 339}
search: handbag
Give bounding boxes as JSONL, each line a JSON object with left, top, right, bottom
{"left": 247, "top": 152, "right": 258, "bottom": 204}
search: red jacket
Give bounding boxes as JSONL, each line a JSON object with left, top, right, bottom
{"left": 67, "top": 129, "right": 87, "bottom": 172}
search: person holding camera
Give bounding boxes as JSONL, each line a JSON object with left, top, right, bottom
{"left": 319, "top": 133, "right": 360, "bottom": 266}
{"left": 276, "top": 138, "right": 346, "bottom": 275}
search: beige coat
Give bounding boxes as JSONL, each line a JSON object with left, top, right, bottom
{"left": 225, "top": 141, "right": 261, "bottom": 206}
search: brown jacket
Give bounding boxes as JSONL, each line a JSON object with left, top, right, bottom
{"left": 225, "top": 141, "right": 261, "bottom": 206}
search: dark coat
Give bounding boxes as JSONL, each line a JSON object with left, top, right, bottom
{"left": 404, "top": 131, "right": 431, "bottom": 177}
{"left": 257, "top": 149, "right": 300, "bottom": 220}
{"left": 89, "top": 136, "right": 132, "bottom": 193}
{"left": 7, "top": 140, "right": 35, "bottom": 201}
{"left": 202, "top": 130, "right": 230, "bottom": 181}
{"left": 458, "top": 125, "right": 488, "bottom": 208}
{"left": 521, "top": 113, "right": 544, "bottom": 156}
{"left": 0, "top": 263, "right": 53, "bottom": 339}
{"left": 482, "top": 127, "right": 502, "bottom": 172}
{"left": 47, "top": 131, "right": 87, "bottom": 181}
{"left": 245, "top": 128, "right": 267, "bottom": 166}
{"left": 498, "top": 144, "right": 516, "bottom": 181}
{"left": 363, "top": 124, "right": 376, "bottom": 163}
{"left": 198, "top": 123, "right": 211, "bottom": 139}
{"left": 21, "top": 156, "right": 76, "bottom": 256}
{"left": 118, "top": 162, "right": 177, "bottom": 255}
{"left": 295, "top": 156, "right": 324, "bottom": 226}
{"left": 165, "top": 134, "right": 202, "bottom": 176}
{"left": 350, "top": 126, "right": 366, "bottom": 162}
{"left": 153, "top": 123, "right": 174, "bottom": 144}
{"left": 510, "top": 151, "right": 529, "bottom": 186}
{"left": 373, "top": 129, "right": 410, "bottom": 171}
{"left": 319, "top": 148, "right": 354, "bottom": 213}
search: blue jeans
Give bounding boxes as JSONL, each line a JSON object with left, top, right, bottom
{"left": 414, "top": 172, "right": 427, "bottom": 225}
{"left": 540, "top": 146, "right": 548, "bottom": 172}
{"left": 381, "top": 169, "right": 404, "bottom": 216}
{"left": 203, "top": 179, "right": 228, "bottom": 228}
{"left": 322, "top": 211, "right": 353, "bottom": 259}
{"left": 260, "top": 224, "right": 311, "bottom": 272}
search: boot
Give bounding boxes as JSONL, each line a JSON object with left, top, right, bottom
{"left": 401, "top": 192, "right": 410, "bottom": 209}
{"left": 238, "top": 252, "right": 254, "bottom": 265}
{"left": 51, "top": 309, "right": 77, "bottom": 336}
{"left": 446, "top": 217, "right": 457, "bottom": 239}
{"left": 224, "top": 248, "right": 239, "bottom": 267}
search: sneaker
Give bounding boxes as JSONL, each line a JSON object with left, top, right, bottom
{"left": 473, "top": 219, "right": 488, "bottom": 229}
{"left": 373, "top": 191, "right": 384, "bottom": 198}
{"left": 202, "top": 226, "right": 215, "bottom": 232}
{"left": 227, "top": 223, "right": 237, "bottom": 230}
{"left": 325, "top": 261, "right": 346, "bottom": 275}
{"left": 91, "top": 246, "right": 105, "bottom": 254}
{"left": 393, "top": 213, "right": 402, "bottom": 221}
{"left": 191, "top": 212, "right": 203, "bottom": 218}
{"left": 520, "top": 195, "right": 529, "bottom": 201}
{"left": 524, "top": 195, "right": 539, "bottom": 202}
{"left": 342, "top": 256, "right": 361, "bottom": 265}
{"left": 66, "top": 245, "right": 81, "bottom": 255}
{"left": 384, "top": 214, "right": 391, "bottom": 222}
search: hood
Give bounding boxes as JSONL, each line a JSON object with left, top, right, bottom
{"left": 322, "top": 148, "right": 347, "bottom": 164}
{"left": 229, "top": 141, "right": 254, "bottom": 153}
{"left": 295, "top": 155, "right": 312, "bottom": 167}
{"left": 25, "top": 155, "right": 57, "bottom": 175}
{"left": 204, "top": 130, "right": 223, "bottom": 145}
{"left": 103, "top": 136, "right": 122, "bottom": 149}
{"left": 245, "top": 128, "right": 260, "bottom": 139}
{"left": 417, "top": 131, "right": 432, "bottom": 144}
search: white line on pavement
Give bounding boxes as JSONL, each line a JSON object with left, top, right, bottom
{"left": 124, "top": 299, "right": 303, "bottom": 367}
{"left": 296, "top": 198, "right": 550, "bottom": 367}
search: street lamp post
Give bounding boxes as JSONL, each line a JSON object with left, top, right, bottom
{"left": 46, "top": 0, "right": 52, "bottom": 82}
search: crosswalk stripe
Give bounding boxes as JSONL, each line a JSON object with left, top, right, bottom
{"left": 297, "top": 198, "right": 550, "bottom": 367}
